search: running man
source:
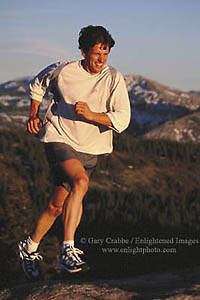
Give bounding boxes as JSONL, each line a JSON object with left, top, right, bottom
{"left": 18, "top": 25, "right": 131, "bottom": 279}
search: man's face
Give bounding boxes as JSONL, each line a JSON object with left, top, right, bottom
{"left": 82, "top": 43, "right": 110, "bottom": 75}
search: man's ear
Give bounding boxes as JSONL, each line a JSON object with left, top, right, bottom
{"left": 81, "top": 49, "right": 86, "bottom": 57}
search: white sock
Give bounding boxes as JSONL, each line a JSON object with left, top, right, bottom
{"left": 63, "top": 240, "right": 74, "bottom": 248}
{"left": 26, "top": 236, "right": 39, "bottom": 253}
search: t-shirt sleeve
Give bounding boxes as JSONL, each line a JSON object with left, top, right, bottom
{"left": 105, "top": 72, "right": 131, "bottom": 133}
{"left": 28, "top": 62, "right": 62, "bottom": 102}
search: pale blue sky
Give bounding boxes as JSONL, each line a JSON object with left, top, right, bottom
{"left": 0, "top": 0, "right": 200, "bottom": 91}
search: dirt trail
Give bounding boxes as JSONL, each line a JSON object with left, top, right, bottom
{"left": 1, "top": 266, "right": 200, "bottom": 300}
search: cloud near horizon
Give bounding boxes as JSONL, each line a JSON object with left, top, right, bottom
{"left": 0, "top": 39, "right": 69, "bottom": 60}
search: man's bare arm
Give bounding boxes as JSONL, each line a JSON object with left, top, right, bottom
{"left": 75, "top": 101, "right": 112, "bottom": 127}
{"left": 26, "top": 99, "right": 43, "bottom": 134}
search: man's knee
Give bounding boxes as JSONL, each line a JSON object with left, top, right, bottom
{"left": 73, "top": 174, "right": 89, "bottom": 195}
{"left": 47, "top": 202, "right": 63, "bottom": 218}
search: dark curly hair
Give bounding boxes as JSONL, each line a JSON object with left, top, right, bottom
{"left": 78, "top": 25, "right": 115, "bottom": 54}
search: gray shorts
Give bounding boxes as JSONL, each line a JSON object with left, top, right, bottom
{"left": 45, "top": 142, "right": 98, "bottom": 191}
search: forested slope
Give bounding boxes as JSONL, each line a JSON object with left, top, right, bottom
{"left": 1, "top": 128, "right": 200, "bottom": 288}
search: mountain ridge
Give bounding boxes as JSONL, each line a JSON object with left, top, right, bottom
{"left": 1, "top": 74, "right": 200, "bottom": 142}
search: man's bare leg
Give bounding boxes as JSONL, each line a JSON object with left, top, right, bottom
{"left": 31, "top": 157, "right": 87, "bottom": 244}
{"left": 60, "top": 159, "right": 89, "bottom": 241}
{"left": 31, "top": 186, "right": 69, "bottom": 243}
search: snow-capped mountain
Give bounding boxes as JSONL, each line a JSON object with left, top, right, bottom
{"left": 125, "top": 75, "right": 200, "bottom": 134}
{"left": 0, "top": 75, "right": 200, "bottom": 142}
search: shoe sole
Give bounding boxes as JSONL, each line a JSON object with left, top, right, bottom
{"left": 57, "top": 262, "right": 90, "bottom": 273}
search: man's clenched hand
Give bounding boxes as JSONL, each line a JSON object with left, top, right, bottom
{"left": 26, "top": 117, "right": 43, "bottom": 134}
{"left": 75, "top": 101, "right": 94, "bottom": 121}
{"left": 75, "top": 101, "right": 112, "bottom": 127}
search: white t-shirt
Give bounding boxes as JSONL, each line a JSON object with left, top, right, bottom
{"left": 29, "top": 61, "right": 131, "bottom": 155}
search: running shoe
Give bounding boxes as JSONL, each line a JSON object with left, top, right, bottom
{"left": 18, "top": 239, "right": 43, "bottom": 279}
{"left": 58, "top": 245, "right": 89, "bottom": 273}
